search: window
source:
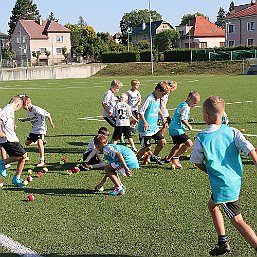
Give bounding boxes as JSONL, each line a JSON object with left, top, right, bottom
{"left": 22, "top": 36, "right": 26, "bottom": 43}
{"left": 247, "top": 22, "right": 255, "bottom": 31}
{"left": 56, "top": 48, "right": 62, "bottom": 54}
{"left": 16, "top": 36, "right": 20, "bottom": 44}
{"left": 56, "top": 35, "right": 64, "bottom": 43}
{"left": 247, "top": 38, "right": 254, "bottom": 46}
{"left": 228, "top": 24, "right": 235, "bottom": 33}
{"left": 229, "top": 40, "right": 235, "bottom": 47}
{"left": 200, "top": 42, "right": 207, "bottom": 48}
{"left": 39, "top": 48, "right": 47, "bottom": 54}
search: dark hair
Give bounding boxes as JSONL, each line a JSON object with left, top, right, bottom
{"left": 98, "top": 127, "right": 109, "bottom": 136}
{"left": 155, "top": 81, "right": 169, "bottom": 92}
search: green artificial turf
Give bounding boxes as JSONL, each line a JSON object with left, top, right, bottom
{"left": 0, "top": 75, "right": 256, "bottom": 257}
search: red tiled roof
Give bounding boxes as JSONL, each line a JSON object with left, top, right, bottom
{"left": 19, "top": 19, "right": 70, "bottom": 39}
{"left": 192, "top": 16, "right": 225, "bottom": 37}
{"left": 226, "top": 3, "right": 257, "bottom": 19}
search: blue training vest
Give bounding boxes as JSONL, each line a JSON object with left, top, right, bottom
{"left": 197, "top": 125, "right": 243, "bottom": 204}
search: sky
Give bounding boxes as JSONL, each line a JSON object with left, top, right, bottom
{"left": 0, "top": 0, "right": 250, "bottom": 35}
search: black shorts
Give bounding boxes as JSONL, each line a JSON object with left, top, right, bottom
{"left": 140, "top": 130, "right": 164, "bottom": 147}
{"left": 211, "top": 195, "right": 241, "bottom": 218}
{"left": 27, "top": 133, "right": 45, "bottom": 143}
{"left": 83, "top": 151, "right": 100, "bottom": 165}
{"left": 104, "top": 116, "right": 116, "bottom": 127}
{"left": 132, "top": 110, "right": 139, "bottom": 120}
{"left": 113, "top": 126, "right": 131, "bottom": 140}
{"left": 0, "top": 141, "right": 26, "bottom": 157}
{"left": 171, "top": 134, "right": 189, "bottom": 145}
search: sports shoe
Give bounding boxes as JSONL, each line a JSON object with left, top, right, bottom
{"left": 37, "top": 161, "right": 45, "bottom": 167}
{"left": 209, "top": 242, "right": 231, "bottom": 256}
{"left": 108, "top": 187, "right": 125, "bottom": 196}
{"left": 43, "top": 140, "right": 47, "bottom": 145}
{"left": 111, "top": 185, "right": 126, "bottom": 191}
{"left": 0, "top": 160, "right": 7, "bottom": 177}
{"left": 150, "top": 155, "right": 164, "bottom": 165}
{"left": 164, "top": 158, "right": 171, "bottom": 164}
{"left": 5, "top": 164, "right": 11, "bottom": 169}
{"left": 94, "top": 185, "right": 104, "bottom": 192}
{"left": 79, "top": 162, "right": 91, "bottom": 171}
{"left": 12, "top": 176, "right": 25, "bottom": 188}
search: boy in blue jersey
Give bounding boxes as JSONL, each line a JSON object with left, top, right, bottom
{"left": 94, "top": 134, "right": 139, "bottom": 196}
{"left": 136, "top": 81, "right": 170, "bottom": 165}
{"left": 166, "top": 91, "right": 200, "bottom": 169}
{"left": 190, "top": 96, "right": 257, "bottom": 256}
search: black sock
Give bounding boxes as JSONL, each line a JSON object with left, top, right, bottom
{"left": 218, "top": 235, "right": 228, "bottom": 245}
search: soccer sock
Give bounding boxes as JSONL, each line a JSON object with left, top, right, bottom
{"left": 218, "top": 235, "right": 228, "bottom": 245}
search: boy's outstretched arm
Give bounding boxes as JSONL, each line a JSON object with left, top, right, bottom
{"left": 47, "top": 115, "right": 55, "bottom": 128}
{"left": 18, "top": 117, "right": 30, "bottom": 122}
{"left": 249, "top": 149, "right": 257, "bottom": 167}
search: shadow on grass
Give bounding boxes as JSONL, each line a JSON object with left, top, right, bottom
{"left": 0, "top": 254, "right": 140, "bottom": 257}
{"left": 46, "top": 134, "right": 95, "bottom": 138}
{"left": 25, "top": 147, "right": 82, "bottom": 154}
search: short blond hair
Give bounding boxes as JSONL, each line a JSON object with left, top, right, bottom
{"left": 119, "top": 93, "right": 128, "bottom": 102}
{"left": 111, "top": 80, "right": 123, "bottom": 89}
{"left": 203, "top": 96, "right": 225, "bottom": 121}
{"left": 188, "top": 91, "right": 200, "bottom": 102}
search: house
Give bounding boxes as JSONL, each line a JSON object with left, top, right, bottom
{"left": 10, "top": 19, "right": 71, "bottom": 66}
{"left": 176, "top": 16, "right": 225, "bottom": 48}
{"left": 225, "top": 1, "right": 257, "bottom": 46}
{"left": 0, "top": 31, "right": 9, "bottom": 52}
{"left": 131, "top": 20, "right": 173, "bottom": 44}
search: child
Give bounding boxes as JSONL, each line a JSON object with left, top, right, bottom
{"left": 159, "top": 81, "right": 177, "bottom": 136}
{"left": 0, "top": 95, "right": 28, "bottom": 188}
{"left": 136, "top": 81, "right": 170, "bottom": 165}
{"left": 102, "top": 79, "right": 123, "bottom": 127}
{"left": 126, "top": 79, "right": 141, "bottom": 133}
{"left": 112, "top": 93, "right": 138, "bottom": 152}
{"left": 190, "top": 96, "right": 257, "bottom": 255}
{"left": 166, "top": 91, "right": 200, "bottom": 169}
{"left": 19, "top": 96, "right": 55, "bottom": 167}
{"left": 79, "top": 127, "right": 109, "bottom": 171}
{"left": 94, "top": 134, "right": 139, "bottom": 196}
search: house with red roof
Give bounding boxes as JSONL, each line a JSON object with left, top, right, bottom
{"left": 10, "top": 19, "right": 71, "bottom": 66}
{"left": 176, "top": 16, "right": 225, "bottom": 48}
{"left": 225, "top": 1, "right": 257, "bottom": 46}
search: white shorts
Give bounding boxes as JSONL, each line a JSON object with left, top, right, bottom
{"left": 111, "top": 162, "right": 127, "bottom": 176}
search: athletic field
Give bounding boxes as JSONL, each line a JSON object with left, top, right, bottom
{"left": 0, "top": 75, "right": 256, "bottom": 257}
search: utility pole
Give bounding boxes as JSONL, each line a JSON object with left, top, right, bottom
{"left": 149, "top": 0, "right": 153, "bottom": 74}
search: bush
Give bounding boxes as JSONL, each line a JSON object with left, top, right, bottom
{"left": 101, "top": 51, "right": 140, "bottom": 63}
{"left": 140, "top": 50, "right": 157, "bottom": 62}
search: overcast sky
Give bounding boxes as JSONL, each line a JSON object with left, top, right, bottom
{"left": 0, "top": 0, "right": 249, "bottom": 35}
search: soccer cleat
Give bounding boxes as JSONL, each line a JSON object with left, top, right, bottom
{"left": 209, "top": 242, "right": 231, "bottom": 256}
{"left": 111, "top": 185, "right": 126, "bottom": 191}
{"left": 150, "top": 155, "right": 164, "bottom": 165}
{"left": 164, "top": 158, "right": 171, "bottom": 164}
{"left": 108, "top": 187, "right": 125, "bottom": 196}
{"left": 94, "top": 185, "right": 104, "bottom": 192}
{"left": 36, "top": 161, "right": 45, "bottom": 167}
{"left": 5, "top": 164, "right": 11, "bottom": 169}
{"left": 12, "top": 176, "right": 25, "bottom": 188}
{"left": 0, "top": 160, "right": 7, "bottom": 177}
{"left": 79, "top": 162, "right": 91, "bottom": 171}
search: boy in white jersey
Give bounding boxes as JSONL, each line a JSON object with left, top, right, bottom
{"left": 0, "top": 95, "right": 28, "bottom": 188}
{"left": 190, "top": 96, "right": 257, "bottom": 255}
{"left": 19, "top": 96, "right": 55, "bottom": 167}
{"left": 136, "top": 81, "right": 170, "bottom": 165}
{"left": 166, "top": 91, "right": 200, "bottom": 169}
{"left": 112, "top": 93, "right": 138, "bottom": 152}
{"left": 102, "top": 80, "right": 123, "bottom": 127}
{"left": 126, "top": 79, "right": 141, "bottom": 133}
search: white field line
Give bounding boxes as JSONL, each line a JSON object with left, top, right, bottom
{"left": 0, "top": 233, "right": 43, "bottom": 257}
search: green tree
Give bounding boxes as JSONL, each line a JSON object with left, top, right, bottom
{"left": 32, "top": 50, "right": 40, "bottom": 65}
{"left": 8, "top": 0, "right": 40, "bottom": 35}
{"left": 120, "top": 9, "right": 162, "bottom": 36}
{"left": 215, "top": 7, "right": 226, "bottom": 29}
{"left": 48, "top": 12, "right": 58, "bottom": 22}
{"left": 61, "top": 47, "right": 68, "bottom": 64}
{"left": 78, "top": 16, "right": 87, "bottom": 27}
{"left": 227, "top": 1, "right": 235, "bottom": 15}
{"left": 154, "top": 29, "right": 180, "bottom": 51}
{"left": 45, "top": 50, "right": 51, "bottom": 65}
{"left": 180, "top": 13, "right": 205, "bottom": 25}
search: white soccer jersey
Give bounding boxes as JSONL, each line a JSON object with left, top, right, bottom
{"left": 0, "top": 104, "right": 19, "bottom": 143}
{"left": 27, "top": 105, "right": 50, "bottom": 135}
{"left": 84, "top": 138, "right": 96, "bottom": 153}
{"left": 113, "top": 102, "right": 132, "bottom": 126}
{"left": 160, "top": 93, "right": 170, "bottom": 118}
{"left": 126, "top": 90, "right": 141, "bottom": 111}
{"left": 102, "top": 90, "right": 118, "bottom": 117}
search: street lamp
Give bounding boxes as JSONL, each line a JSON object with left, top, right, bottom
{"left": 127, "top": 27, "right": 132, "bottom": 52}
{"left": 149, "top": 0, "right": 153, "bottom": 74}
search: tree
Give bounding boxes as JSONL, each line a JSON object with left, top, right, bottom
{"left": 78, "top": 16, "right": 87, "bottom": 27}
{"left": 120, "top": 9, "right": 162, "bottom": 36}
{"left": 61, "top": 47, "right": 68, "bottom": 64}
{"left": 48, "top": 12, "right": 58, "bottom": 22}
{"left": 8, "top": 0, "right": 40, "bottom": 35}
{"left": 180, "top": 13, "right": 205, "bottom": 25}
{"left": 154, "top": 29, "right": 180, "bottom": 51}
{"left": 32, "top": 50, "right": 40, "bottom": 65}
{"left": 215, "top": 7, "right": 226, "bottom": 29}
{"left": 45, "top": 50, "right": 51, "bottom": 65}
{"left": 227, "top": 1, "right": 235, "bottom": 15}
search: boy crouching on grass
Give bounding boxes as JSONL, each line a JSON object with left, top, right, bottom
{"left": 94, "top": 134, "right": 139, "bottom": 196}
{"left": 190, "top": 96, "right": 257, "bottom": 255}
